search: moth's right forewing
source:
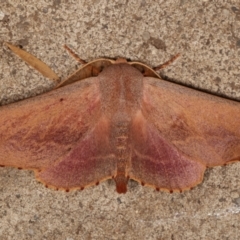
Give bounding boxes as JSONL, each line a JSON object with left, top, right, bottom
{"left": 0, "top": 78, "right": 101, "bottom": 170}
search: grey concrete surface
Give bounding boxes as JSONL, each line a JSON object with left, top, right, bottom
{"left": 0, "top": 0, "right": 240, "bottom": 239}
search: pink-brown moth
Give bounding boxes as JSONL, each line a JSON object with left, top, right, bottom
{"left": 0, "top": 43, "right": 239, "bottom": 194}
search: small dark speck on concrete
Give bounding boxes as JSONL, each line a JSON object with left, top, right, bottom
{"left": 1, "top": 14, "right": 9, "bottom": 23}
{"left": 17, "top": 4, "right": 25, "bottom": 11}
{"left": 231, "top": 6, "right": 240, "bottom": 13}
{"left": 102, "top": 24, "right": 108, "bottom": 29}
{"left": 16, "top": 194, "right": 21, "bottom": 199}
{"left": 132, "top": 14, "right": 142, "bottom": 21}
{"left": 11, "top": 69, "right": 17, "bottom": 75}
{"left": 52, "top": 0, "right": 62, "bottom": 8}
{"left": 18, "top": 38, "right": 29, "bottom": 47}
{"left": 236, "top": 39, "right": 240, "bottom": 48}
{"left": 42, "top": 8, "right": 49, "bottom": 14}
{"left": 219, "top": 197, "right": 226, "bottom": 202}
{"left": 213, "top": 77, "right": 221, "bottom": 84}
{"left": 149, "top": 37, "right": 166, "bottom": 50}
{"left": 232, "top": 197, "right": 240, "bottom": 206}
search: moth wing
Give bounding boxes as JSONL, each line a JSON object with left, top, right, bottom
{"left": 129, "top": 77, "right": 240, "bottom": 191}
{"left": 0, "top": 78, "right": 116, "bottom": 190}
{"left": 36, "top": 115, "right": 116, "bottom": 190}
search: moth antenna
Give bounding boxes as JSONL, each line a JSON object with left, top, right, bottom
{"left": 63, "top": 45, "right": 86, "bottom": 64}
{"left": 153, "top": 53, "right": 180, "bottom": 71}
{"left": 4, "top": 42, "right": 59, "bottom": 82}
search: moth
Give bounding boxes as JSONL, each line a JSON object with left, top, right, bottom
{"left": 0, "top": 43, "right": 239, "bottom": 194}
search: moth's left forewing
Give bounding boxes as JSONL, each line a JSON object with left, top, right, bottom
{"left": 141, "top": 77, "right": 240, "bottom": 167}
{"left": 129, "top": 76, "right": 240, "bottom": 192}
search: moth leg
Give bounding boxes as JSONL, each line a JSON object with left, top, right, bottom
{"left": 153, "top": 53, "right": 180, "bottom": 71}
{"left": 4, "top": 42, "right": 59, "bottom": 82}
{"left": 64, "top": 45, "right": 100, "bottom": 76}
{"left": 63, "top": 45, "right": 86, "bottom": 64}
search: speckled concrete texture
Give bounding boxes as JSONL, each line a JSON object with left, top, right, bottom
{"left": 0, "top": 1, "right": 240, "bottom": 239}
